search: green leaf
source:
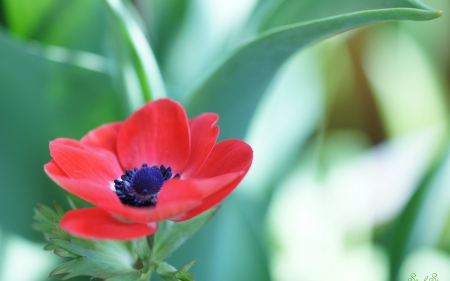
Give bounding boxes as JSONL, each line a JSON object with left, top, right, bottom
{"left": 54, "top": 247, "right": 80, "bottom": 259}
{"left": 66, "top": 192, "right": 92, "bottom": 209}
{"left": 0, "top": 27, "right": 123, "bottom": 240}
{"left": 256, "top": 0, "right": 434, "bottom": 31}
{"left": 155, "top": 262, "right": 178, "bottom": 281}
{"left": 32, "top": 202, "right": 67, "bottom": 239}
{"left": 185, "top": 2, "right": 442, "bottom": 140}
{"left": 386, "top": 136, "right": 450, "bottom": 280}
{"left": 174, "top": 260, "right": 196, "bottom": 281}
{"left": 177, "top": 259, "right": 196, "bottom": 274}
{"left": 53, "top": 201, "right": 65, "bottom": 217}
{"left": 145, "top": 0, "right": 188, "bottom": 66}
{"left": 153, "top": 207, "right": 219, "bottom": 261}
{"left": 154, "top": 260, "right": 196, "bottom": 281}
{"left": 53, "top": 235, "right": 144, "bottom": 279}
{"left": 3, "top": 0, "right": 107, "bottom": 54}
{"left": 37, "top": 204, "right": 61, "bottom": 222}
{"left": 48, "top": 242, "right": 141, "bottom": 280}
{"left": 175, "top": 271, "right": 195, "bottom": 281}
{"left": 43, "top": 243, "right": 57, "bottom": 251}
{"left": 105, "top": 271, "right": 142, "bottom": 281}
{"left": 49, "top": 223, "right": 71, "bottom": 241}
{"left": 134, "top": 237, "right": 152, "bottom": 274}
{"left": 34, "top": 203, "right": 144, "bottom": 280}
{"left": 104, "top": 0, "right": 165, "bottom": 106}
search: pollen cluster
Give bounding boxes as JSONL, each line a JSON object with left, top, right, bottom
{"left": 114, "top": 164, "right": 180, "bottom": 207}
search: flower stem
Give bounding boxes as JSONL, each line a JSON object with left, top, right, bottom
{"left": 146, "top": 234, "right": 155, "bottom": 252}
{"left": 140, "top": 270, "right": 152, "bottom": 281}
{"left": 141, "top": 234, "right": 155, "bottom": 281}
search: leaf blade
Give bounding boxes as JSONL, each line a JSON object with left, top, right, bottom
{"left": 104, "top": 0, "right": 166, "bottom": 104}
{"left": 185, "top": 6, "right": 442, "bottom": 140}
{"left": 153, "top": 207, "right": 219, "bottom": 261}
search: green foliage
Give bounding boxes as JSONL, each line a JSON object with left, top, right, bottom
{"left": 256, "top": 0, "right": 430, "bottom": 31}
{"left": 104, "top": 0, "right": 166, "bottom": 106}
{"left": 185, "top": 3, "right": 442, "bottom": 140}
{"left": 33, "top": 203, "right": 216, "bottom": 280}
{"left": 153, "top": 207, "right": 219, "bottom": 262}
{"left": 134, "top": 237, "right": 152, "bottom": 274}
{"left": 155, "top": 260, "right": 195, "bottom": 281}
{"left": 66, "top": 193, "right": 92, "bottom": 210}
{"left": 3, "top": 0, "right": 106, "bottom": 53}
{"left": 386, "top": 138, "right": 450, "bottom": 279}
{"left": 145, "top": 0, "right": 188, "bottom": 68}
{"left": 0, "top": 27, "right": 122, "bottom": 242}
{"left": 33, "top": 203, "right": 143, "bottom": 280}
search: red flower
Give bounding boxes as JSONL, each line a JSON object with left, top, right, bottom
{"left": 45, "top": 99, "right": 252, "bottom": 240}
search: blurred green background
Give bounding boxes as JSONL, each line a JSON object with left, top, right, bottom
{"left": 0, "top": 0, "right": 449, "bottom": 280}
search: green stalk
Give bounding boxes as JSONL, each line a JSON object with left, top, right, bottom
{"left": 104, "top": 0, "right": 166, "bottom": 104}
{"left": 140, "top": 270, "right": 152, "bottom": 281}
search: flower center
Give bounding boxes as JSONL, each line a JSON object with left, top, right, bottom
{"left": 114, "top": 163, "right": 180, "bottom": 207}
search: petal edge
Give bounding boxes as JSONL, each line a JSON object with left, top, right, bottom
{"left": 60, "top": 208, "right": 157, "bottom": 240}
{"left": 117, "top": 99, "right": 190, "bottom": 173}
{"left": 182, "top": 113, "right": 219, "bottom": 177}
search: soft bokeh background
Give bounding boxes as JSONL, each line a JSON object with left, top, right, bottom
{"left": 0, "top": 0, "right": 449, "bottom": 280}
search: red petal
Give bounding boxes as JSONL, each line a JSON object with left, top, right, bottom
{"left": 181, "top": 113, "right": 219, "bottom": 177}
{"left": 117, "top": 99, "right": 190, "bottom": 173}
{"left": 171, "top": 175, "right": 245, "bottom": 222}
{"left": 105, "top": 179, "right": 203, "bottom": 223}
{"left": 60, "top": 208, "right": 157, "bottom": 240}
{"left": 50, "top": 138, "right": 123, "bottom": 185}
{"left": 194, "top": 139, "right": 253, "bottom": 178}
{"left": 186, "top": 172, "right": 243, "bottom": 198}
{"left": 173, "top": 140, "right": 253, "bottom": 221}
{"left": 44, "top": 167, "right": 123, "bottom": 208}
{"left": 80, "top": 122, "right": 122, "bottom": 154}
{"left": 45, "top": 160, "right": 68, "bottom": 177}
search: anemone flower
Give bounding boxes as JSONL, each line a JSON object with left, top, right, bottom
{"left": 45, "top": 99, "right": 252, "bottom": 240}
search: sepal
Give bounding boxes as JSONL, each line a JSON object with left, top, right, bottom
{"left": 154, "top": 260, "right": 196, "bottom": 281}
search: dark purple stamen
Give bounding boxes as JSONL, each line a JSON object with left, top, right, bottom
{"left": 114, "top": 163, "right": 180, "bottom": 207}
